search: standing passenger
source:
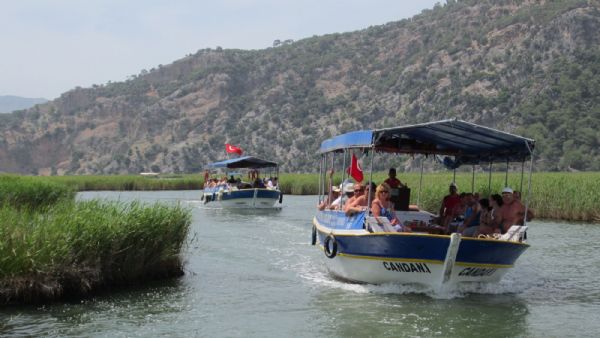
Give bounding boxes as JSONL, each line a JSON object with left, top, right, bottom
{"left": 384, "top": 168, "right": 404, "bottom": 188}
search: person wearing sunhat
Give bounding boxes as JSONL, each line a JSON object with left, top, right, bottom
{"left": 318, "top": 185, "right": 341, "bottom": 210}
{"left": 496, "top": 187, "right": 526, "bottom": 233}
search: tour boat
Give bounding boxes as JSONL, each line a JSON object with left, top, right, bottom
{"left": 312, "top": 119, "right": 535, "bottom": 287}
{"left": 202, "top": 156, "right": 282, "bottom": 209}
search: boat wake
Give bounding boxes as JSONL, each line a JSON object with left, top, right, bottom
{"left": 294, "top": 257, "right": 545, "bottom": 299}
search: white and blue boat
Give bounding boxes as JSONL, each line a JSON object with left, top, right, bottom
{"left": 202, "top": 156, "right": 282, "bottom": 209}
{"left": 312, "top": 119, "right": 535, "bottom": 287}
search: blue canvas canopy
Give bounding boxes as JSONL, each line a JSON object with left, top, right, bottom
{"left": 318, "top": 119, "right": 535, "bottom": 165}
{"left": 205, "top": 156, "right": 278, "bottom": 169}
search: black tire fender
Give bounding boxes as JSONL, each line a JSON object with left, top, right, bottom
{"left": 324, "top": 234, "right": 337, "bottom": 259}
{"left": 311, "top": 225, "right": 317, "bottom": 245}
{"left": 279, "top": 192, "right": 283, "bottom": 204}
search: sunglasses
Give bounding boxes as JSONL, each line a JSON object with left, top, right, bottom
{"left": 380, "top": 190, "right": 389, "bottom": 193}
{"left": 354, "top": 189, "right": 364, "bottom": 192}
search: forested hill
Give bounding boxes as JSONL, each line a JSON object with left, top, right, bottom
{"left": 1, "top": 0, "right": 599, "bottom": 175}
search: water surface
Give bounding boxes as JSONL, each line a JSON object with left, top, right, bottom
{"left": 1, "top": 191, "right": 599, "bottom": 337}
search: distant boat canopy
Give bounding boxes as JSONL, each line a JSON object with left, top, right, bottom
{"left": 318, "top": 119, "right": 535, "bottom": 166}
{"left": 205, "top": 156, "right": 278, "bottom": 169}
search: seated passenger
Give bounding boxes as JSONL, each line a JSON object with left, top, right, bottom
{"left": 473, "top": 198, "right": 499, "bottom": 236}
{"left": 496, "top": 187, "right": 526, "bottom": 233}
{"left": 267, "top": 177, "right": 278, "bottom": 189}
{"left": 330, "top": 183, "right": 354, "bottom": 210}
{"left": 345, "top": 182, "right": 376, "bottom": 215}
{"left": 514, "top": 190, "right": 534, "bottom": 221}
{"left": 371, "top": 183, "right": 410, "bottom": 232}
{"left": 342, "top": 183, "right": 363, "bottom": 213}
{"left": 253, "top": 177, "right": 266, "bottom": 188}
{"left": 227, "top": 175, "right": 236, "bottom": 184}
{"left": 318, "top": 186, "right": 341, "bottom": 210}
{"left": 460, "top": 193, "right": 481, "bottom": 237}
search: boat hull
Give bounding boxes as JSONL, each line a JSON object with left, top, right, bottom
{"left": 313, "top": 211, "right": 528, "bottom": 287}
{"left": 202, "top": 188, "right": 281, "bottom": 209}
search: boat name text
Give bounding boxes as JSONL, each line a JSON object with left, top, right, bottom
{"left": 383, "top": 262, "right": 431, "bottom": 273}
{"left": 458, "top": 267, "right": 497, "bottom": 277}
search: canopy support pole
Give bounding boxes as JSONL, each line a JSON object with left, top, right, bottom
{"left": 453, "top": 168, "right": 456, "bottom": 184}
{"left": 504, "top": 159, "right": 509, "bottom": 187}
{"left": 488, "top": 161, "right": 492, "bottom": 194}
{"left": 341, "top": 151, "right": 348, "bottom": 209}
{"left": 367, "top": 149, "right": 375, "bottom": 215}
{"left": 524, "top": 147, "right": 535, "bottom": 227}
{"left": 417, "top": 155, "right": 424, "bottom": 208}
{"left": 471, "top": 165, "right": 475, "bottom": 193}
{"left": 520, "top": 161, "right": 525, "bottom": 193}
{"left": 318, "top": 154, "right": 323, "bottom": 203}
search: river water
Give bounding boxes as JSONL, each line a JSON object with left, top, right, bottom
{"left": 1, "top": 191, "right": 599, "bottom": 337}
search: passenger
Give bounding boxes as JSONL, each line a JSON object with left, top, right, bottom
{"left": 343, "top": 183, "right": 364, "bottom": 213}
{"left": 459, "top": 193, "right": 481, "bottom": 236}
{"left": 208, "top": 178, "right": 217, "bottom": 188}
{"left": 267, "top": 177, "right": 278, "bottom": 189}
{"left": 489, "top": 194, "right": 503, "bottom": 228}
{"left": 330, "top": 183, "right": 354, "bottom": 210}
{"left": 514, "top": 190, "right": 534, "bottom": 221}
{"left": 227, "top": 175, "right": 236, "bottom": 184}
{"left": 253, "top": 177, "right": 266, "bottom": 188}
{"left": 384, "top": 168, "right": 405, "bottom": 189}
{"left": 345, "top": 182, "right": 376, "bottom": 215}
{"left": 438, "top": 182, "right": 461, "bottom": 228}
{"left": 318, "top": 186, "right": 340, "bottom": 210}
{"left": 371, "top": 183, "right": 410, "bottom": 232}
{"left": 474, "top": 198, "right": 498, "bottom": 236}
{"left": 496, "top": 187, "right": 526, "bottom": 233}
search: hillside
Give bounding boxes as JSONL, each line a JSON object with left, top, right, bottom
{"left": 0, "top": 95, "right": 48, "bottom": 113}
{"left": 1, "top": 0, "right": 599, "bottom": 175}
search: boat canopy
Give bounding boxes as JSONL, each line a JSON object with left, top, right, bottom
{"left": 318, "top": 119, "right": 535, "bottom": 165}
{"left": 205, "top": 156, "right": 278, "bottom": 169}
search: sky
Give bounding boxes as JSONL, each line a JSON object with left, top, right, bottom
{"left": 1, "top": 0, "right": 442, "bottom": 100}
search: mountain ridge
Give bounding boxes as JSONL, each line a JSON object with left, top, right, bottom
{"left": 0, "top": 95, "right": 48, "bottom": 114}
{"left": 1, "top": 0, "right": 599, "bottom": 175}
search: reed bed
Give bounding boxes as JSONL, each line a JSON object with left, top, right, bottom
{"left": 41, "top": 174, "right": 203, "bottom": 191}
{"left": 5, "top": 172, "right": 599, "bottom": 222}
{"left": 0, "top": 197, "right": 191, "bottom": 305}
{"left": 279, "top": 172, "right": 600, "bottom": 223}
{"left": 0, "top": 175, "right": 75, "bottom": 210}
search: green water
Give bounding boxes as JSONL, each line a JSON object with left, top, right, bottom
{"left": 1, "top": 191, "right": 599, "bottom": 337}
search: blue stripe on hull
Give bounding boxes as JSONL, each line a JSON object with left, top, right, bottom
{"left": 217, "top": 189, "right": 280, "bottom": 201}
{"left": 456, "top": 239, "right": 528, "bottom": 265}
{"left": 318, "top": 231, "right": 448, "bottom": 261}
{"left": 315, "top": 213, "right": 529, "bottom": 266}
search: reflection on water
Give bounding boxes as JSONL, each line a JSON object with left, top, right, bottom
{"left": 2, "top": 192, "right": 600, "bottom": 337}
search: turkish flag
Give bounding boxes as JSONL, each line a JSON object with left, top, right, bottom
{"left": 225, "top": 144, "right": 243, "bottom": 155}
{"left": 347, "top": 153, "right": 363, "bottom": 183}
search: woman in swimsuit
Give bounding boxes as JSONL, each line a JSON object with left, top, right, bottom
{"left": 371, "top": 183, "right": 410, "bottom": 232}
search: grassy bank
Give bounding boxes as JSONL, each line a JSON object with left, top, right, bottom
{"left": 0, "top": 177, "right": 192, "bottom": 305}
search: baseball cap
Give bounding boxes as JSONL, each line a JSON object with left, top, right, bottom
{"left": 502, "top": 187, "right": 514, "bottom": 194}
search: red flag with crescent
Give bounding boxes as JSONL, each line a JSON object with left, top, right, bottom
{"left": 225, "top": 143, "right": 243, "bottom": 155}
{"left": 347, "top": 153, "right": 363, "bottom": 183}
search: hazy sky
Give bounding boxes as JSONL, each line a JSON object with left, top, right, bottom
{"left": 1, "top": 0, "right": 442, "bottom": 99}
